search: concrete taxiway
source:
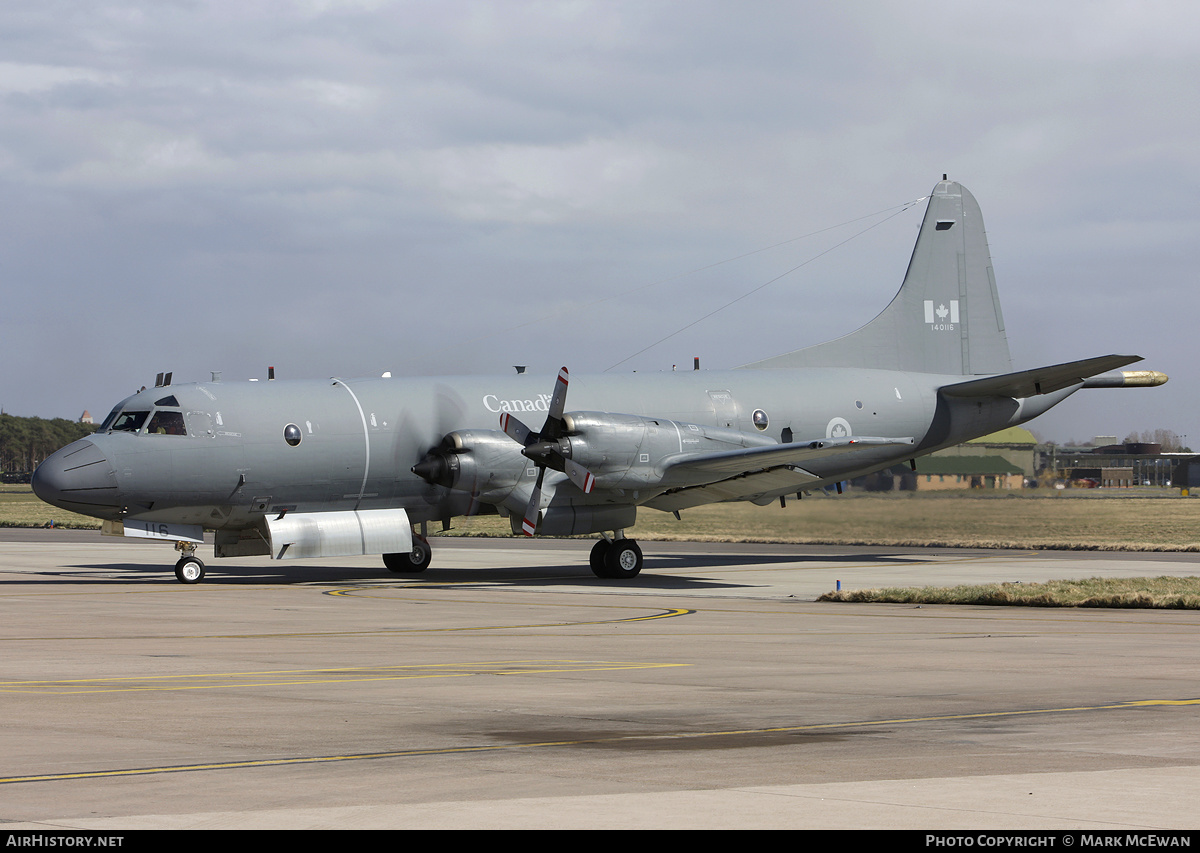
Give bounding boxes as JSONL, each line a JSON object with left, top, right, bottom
{"left": 1, "top": 529, "right": 1198, "bottom": 829}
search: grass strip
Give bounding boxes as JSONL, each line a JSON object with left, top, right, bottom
{"left": 817, "top": 576, "right": 1200, "bottom": 609}
{"left": 7, "top": 485, "right": 1200, "bottom": 552}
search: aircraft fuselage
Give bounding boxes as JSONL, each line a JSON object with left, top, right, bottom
{"left": 36, "top": 366, "right": 1068, "bottom": 533}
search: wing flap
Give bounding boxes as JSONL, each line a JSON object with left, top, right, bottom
{"left": 646, "top": 436, "right": 914, "bottom": 511}
{"left": 661, "top": 436, "right": 914, "bottom": 479}
{"left": 645, "top": 468, "right": 824, "bottom": 512}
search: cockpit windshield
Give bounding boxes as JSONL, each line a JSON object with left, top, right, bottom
{"left": 97, "top": 405, "right": 122, "bottom": 432}
{"left": 110, "top": 410, "right": 149, "bottom": 433}
{"left": 101, "top": 386, "right": 194, "bottom": 437}
{"left": 104, "top": 407, "right": 188, "bottom": 436}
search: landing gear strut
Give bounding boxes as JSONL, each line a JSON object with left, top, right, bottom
{"left": 589, "top": 533, "right": 643, "bottom": 579}
{"left": 173, "top": 541, "right": 205, "bottom": 584}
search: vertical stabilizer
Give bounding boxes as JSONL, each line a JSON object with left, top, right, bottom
{"left": 742, "top": 180, "right": 1012, "bottom": 376}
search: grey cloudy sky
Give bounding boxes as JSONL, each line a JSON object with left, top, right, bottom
{"left": 2, "top": 1, "right": 1197, "bottom": 444}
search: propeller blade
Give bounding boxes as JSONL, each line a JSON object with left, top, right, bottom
{"left": 549, "top": 367, "right": 569, "bottom": 419}
{"left": 563, "top": 458, "right": 596, "bottom": 494}
{"left": 499, "top": 412, "right": 535, "bottom": 447}
{"left": 542, "top": 366, "right": 570, "bottom": 438}
{"left": 521, "top": 467, "right": 545, "bottom": 536}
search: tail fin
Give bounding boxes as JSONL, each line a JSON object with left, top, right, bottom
{"left": 742, "top": 179, "right": 1012, "bottom": 376}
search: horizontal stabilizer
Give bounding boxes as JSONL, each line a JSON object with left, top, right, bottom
{"left": 939, "top": 355, "right": 1142, "bottom": 399}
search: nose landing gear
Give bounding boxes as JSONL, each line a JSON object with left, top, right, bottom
{"left": 174, "top": 541, "right": 205, "bottom": 584}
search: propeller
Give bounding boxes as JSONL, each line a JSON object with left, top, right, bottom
{"left": 499, "top": 366, "right": 595, "bottom": 536}
{"left": 400, "top": 384, "right": 479, "bottom": 520}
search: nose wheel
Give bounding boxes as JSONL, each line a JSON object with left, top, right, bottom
{"left": 589, "top": 536, "right": 642, "bottom": 579}
{"left": 172, "top": 541, "right": 206, "bottom": 584}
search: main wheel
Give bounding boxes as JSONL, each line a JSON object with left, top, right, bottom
{"left": 602, "top": 539, "right": 642, "bottom": 579}
{"left": 384, "top": 537, "right": 432, "bottom": 573}
{"left": 174, "top": 556, "right": 205, "bottom": 584}
{"left": 589, "top": 539, "right": 612, "bottom": 578}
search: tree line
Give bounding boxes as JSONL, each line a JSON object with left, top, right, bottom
{"left": 1122, "top": 429, "right": 1191, "bottom": 452}
{"left": 0, "top": 414, "right": 96, "bottom": 480}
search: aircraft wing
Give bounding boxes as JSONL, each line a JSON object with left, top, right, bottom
{"left": 645, "top": 436, "right": 915, "bottom": 512}
{"left": 939, "top": 355, "right": 1142, "bottom": 399}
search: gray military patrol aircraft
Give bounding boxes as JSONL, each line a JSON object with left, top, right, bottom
{"left": 33, "top": 178, "right": 1166, "bottom": 583}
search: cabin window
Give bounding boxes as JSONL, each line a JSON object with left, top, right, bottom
{"left": 284, "top": 424, "right": 302, "bottom": 446}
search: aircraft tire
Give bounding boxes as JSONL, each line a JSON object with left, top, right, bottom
{"left": 603, "top": 539, "right": 642, "bottom": 579}
{"left": 589, "top": 539, "right": 612, "bottom": 578}
{"left": 384, "top": 537, "right": 432, "bottom": 573}
{"left": 174, "top": 556, "right": 205, "bottom": 584}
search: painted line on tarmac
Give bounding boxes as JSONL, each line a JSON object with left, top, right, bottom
{"left": 0, "top": 659, "right": 690, "bottom": 695}
{"left": 0, "top": 604, "right": 694, "bottom": 642}
{"left": 3, "top": 697, "right": 1197, "bottom": 785}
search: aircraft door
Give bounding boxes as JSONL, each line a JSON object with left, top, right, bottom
{"left": 707, "top": 390, "right": 740, "bottom": 429}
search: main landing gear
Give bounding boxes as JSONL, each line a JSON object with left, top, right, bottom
{"left": 589, "top": 533, "right": 643, "bottom": 579}
{"left": 383, "top": 535, "right": 432, "bottom": 573}
{"left": 174, "top": 541, "right": 205, "bottom": 584}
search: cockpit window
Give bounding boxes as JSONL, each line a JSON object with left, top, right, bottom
{"left": 154, "top": 395, "right": 180, "bottom": 407}
{"left": 147, "top": 410, "right": 187, "bottom": 436}
{"left": 98, "top": 405, "right": 123, "bottom": 432}
{"left": 110, "top": 410, "right": 149, "bottom": 433}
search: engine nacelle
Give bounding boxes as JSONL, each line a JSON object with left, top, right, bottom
{"left": 411, "top": 429, "right": 528, "bottom": 504}
{"left": 412, "top": 413, "right": 780, "bottom": 511}
{"left": 560, "top": 411, "right": 776, "bottom": 488}
{"left": 509, "top": 504, "right": 637, "bottom": 537}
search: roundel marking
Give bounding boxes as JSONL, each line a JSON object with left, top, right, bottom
{"left": 825, "top": 417, "right": 851, "bottom": 439}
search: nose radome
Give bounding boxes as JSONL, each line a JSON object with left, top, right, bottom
{"left": 32, "top": 439, "right": 120, "bottom": 517}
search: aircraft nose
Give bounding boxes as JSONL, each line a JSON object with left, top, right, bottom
{"left": 32, "top": 439, "right": 121, "bottom": 518}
